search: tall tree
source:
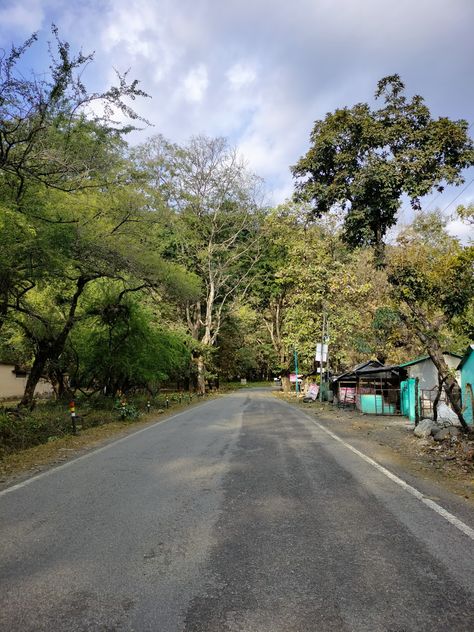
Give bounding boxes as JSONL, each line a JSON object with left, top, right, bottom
{"left": 292, "top": 76, "right": 474, "bottom": 425}
{"left": 292, "top": 74, "right": 474, "bottom": 262}
{"left": 0, "top": 27, "right": 149, "bottom": 333}
{"left": 0, "top": 27, "right": 148, "bottom": 199}
{"left": 388, "top": 212, "right": 473, "bottom": 430}
{"left": 133, "top": 135, "right": 263, "bottom": 393}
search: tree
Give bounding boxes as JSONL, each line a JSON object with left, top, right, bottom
{"left": 0, "top": 27, "right": 148, "bottom": 199}
{"left": 71, "top": 288, "right": 191, "bottom": 396}
{"left": 0, "top": 27, "right": 149, "bottom": 334}
{"left": 388, "top": 212, "right": 473, "bottom": 430}
{"left": 1, "top": 173, "right": 199, "bottom": 408}
{"left": 0, "top": 30, "right": 205, "bottom": 407}
{"left": 292, "top": 74, "right": 474, "bottom": 262}
{"left": 292, "top": 76, "right": 474, "bottom": 427}
{"left": 251, "top": 203, "right": 417, "bottom": 382}
{"left": 248, "top": 205, "right": 297, "bottom": 388}
{"left": 133, "top": 135, "right": 264, "bottom": 393}
{"left": 214, "top": 304, "right": 277, "bottom": 382}
{"left": 456, "top": 203, "right": 474, "bottom": 226}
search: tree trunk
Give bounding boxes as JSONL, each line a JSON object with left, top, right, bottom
{"left": 281, "top": 374, "right": 290, "bottom": 394}
{"left": 19, "top": 276, "right": 88, "bottom": 410}
{"left": 402, "top": 305, "right": 468, "bottom": 432}
{"left": 423, "top": 348, "right": 466, "bottom": 430}
{"left": 20, "top": 349, "right": 49, "bottom": 409}
{"left": 196, "top": 355, "right": 206, "bottom": 395}
{"left": 432, "top": 374, "right": 445, "bottom": 422}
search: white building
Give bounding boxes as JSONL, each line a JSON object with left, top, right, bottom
{"left": 400, "top": 353, "right": 462, "bottom": 390}
{"left": 0, "top": 362, "right": 53, "bottom": 400}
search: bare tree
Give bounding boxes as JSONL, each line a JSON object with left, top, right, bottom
{"left": 135, "top": 135, "right": 264, "bottom": 392}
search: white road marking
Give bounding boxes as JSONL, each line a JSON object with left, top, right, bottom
{"left": 0, "top": 399, "right": 218, "bottom": 498}
{"left": 309, "top": 417, "right": 474, "bottom": 541}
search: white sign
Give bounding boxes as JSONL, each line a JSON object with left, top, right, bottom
{"left": 315, "top": 343, "right": 328, "bottom": 362}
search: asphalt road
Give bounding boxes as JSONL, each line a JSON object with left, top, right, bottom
{"left": 1, "top": 389, "right": 473, "bottom": 631}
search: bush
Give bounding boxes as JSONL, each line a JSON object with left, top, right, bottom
{"left": 0, "top": 408, "right": 70, "bottom": 457}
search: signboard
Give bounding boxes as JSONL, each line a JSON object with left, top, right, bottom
{"left": 339, "top": 386, "right": 356, "bottom": 404}
{"left": 315, "top": 343, "right": 328, "bottom": 362}
{"left": 289, "top": 373, "right": 303, "bottom": 383}
{"left": 305, "top": 383, "right": 319, "bottom": 401}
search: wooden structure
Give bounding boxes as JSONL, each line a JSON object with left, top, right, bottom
{"left": 333, "top": 361, "right": 405, "bottom": 415}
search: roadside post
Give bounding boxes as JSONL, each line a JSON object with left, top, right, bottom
{"left": 120, "top": 399, "right": 126, "bottom": 420}
{"left": 147, "top": 400, "right": 151, "bottom": 413}
{"left": 294, "top": 348, "right": 300, "bottom": 398}
{"left": 69, "top": 400, "right": 77, "bottom": 435}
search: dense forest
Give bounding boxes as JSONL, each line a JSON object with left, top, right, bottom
{"left": 1, "top": 32, "right": 473, "bottom": 415}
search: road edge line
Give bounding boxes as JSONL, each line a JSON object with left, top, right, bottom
{"left": 276, "top": 397, "right": 474, "bottom": 541}
{"left": 310, "top": 417, "right": 474, "bottom": 541}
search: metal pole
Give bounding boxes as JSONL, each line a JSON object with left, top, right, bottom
{"left": 294, "top": 348, "right": 299, "bottom": 397}
{"left": 325, "top": 318, "right": 330, "bottom": 398}
{"left": 319, "top": 311, "right": 326, "bottom": 402}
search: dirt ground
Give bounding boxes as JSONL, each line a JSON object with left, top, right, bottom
{"left": 278, "top": 393, "right": 474, "bottom": 506}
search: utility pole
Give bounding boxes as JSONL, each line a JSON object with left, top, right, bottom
{"left": 325, "top": 318, "right": 330, "bottom": 397}
{"left": 294, "top": 347, "right": 300, "bottom": 397}
{"left": 319, "top": 311, "right": 326, "bottom": 402}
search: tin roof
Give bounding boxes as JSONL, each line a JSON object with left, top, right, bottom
{"left": 400, "top": 352, "right": 462, "bottom": 368}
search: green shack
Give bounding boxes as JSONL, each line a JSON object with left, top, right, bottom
{"left": 458, "top": 344, "right": 474, "bottom": 425}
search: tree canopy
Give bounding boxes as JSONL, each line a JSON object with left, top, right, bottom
{"left": 292, "top": 75, "right": 474, "bottom": 259}
{"left": 0, "top": 32, "right": 472, "bottom": 427}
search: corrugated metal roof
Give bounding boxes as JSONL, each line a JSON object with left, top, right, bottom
{"left": 400, "top": 352, "right": 462, "bottom": 368}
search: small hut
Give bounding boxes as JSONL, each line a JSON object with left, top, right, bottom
{"left": 333, "top": 360, "right": 405, "bottom": 415}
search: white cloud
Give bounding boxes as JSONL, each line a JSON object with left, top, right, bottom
{"left": 182, "top": 64, "right": 208, "bottom": 103}
{"left": 1, "top": 0, "right": 473, "bottom": 211}
{"left": 227, "top": 63, "right": 257, "bottom": 90}
{"left": 0, "top": 0, "right": 45, "bottom": 35}
{"left": 446, "top": 218, "right": 473, "bottom": 244}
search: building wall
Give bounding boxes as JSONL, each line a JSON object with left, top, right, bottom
{"left": 406, "top": 360, "right": 437, "bottom": 390}
{"left": 461, "top": 352, "right": 474, "bottom": 425}
{"left": 406, "top": 354, "right": 461, "bottom": 391}
{"left": 0, "top": 364, "right": 53, "bottom": 400}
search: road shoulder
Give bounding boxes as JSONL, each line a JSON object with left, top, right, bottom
{"left": 275, "top": 393, "right": 474, "bottom": 512}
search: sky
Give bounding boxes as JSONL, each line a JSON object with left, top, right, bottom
{"left": 1, "top": 0, "right": 473, "bottom": 240}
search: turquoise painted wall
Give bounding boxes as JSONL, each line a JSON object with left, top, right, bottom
{"left": 401, "top": 378, "right": 418, "bottom": 423}
{"left": 359, "top": 394, "right": 396, "bottom": 415}
{"left": 461, "top": 351, "right": 474, "bottom": 425}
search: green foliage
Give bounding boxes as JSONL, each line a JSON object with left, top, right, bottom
{"left": 0, "top": 27, "right": 148, "bottom": 196}
{"left": 114, "top": 401, "right": 140, "bottom": 420}
{"left": 456, "top": 204, "right": 474, "bottom": 226}
{"left": 388, "top": 213, "right": 473, "bottom": 350}
{"left": 292, "top": 75, "right": 474, "bottom": 252}
{"left": 72, "top": 290, "right": 191, "bottom": 394}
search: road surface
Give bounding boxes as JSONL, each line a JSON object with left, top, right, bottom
{"left": 1, "top": 389, "right": 473, "bottom": 631}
